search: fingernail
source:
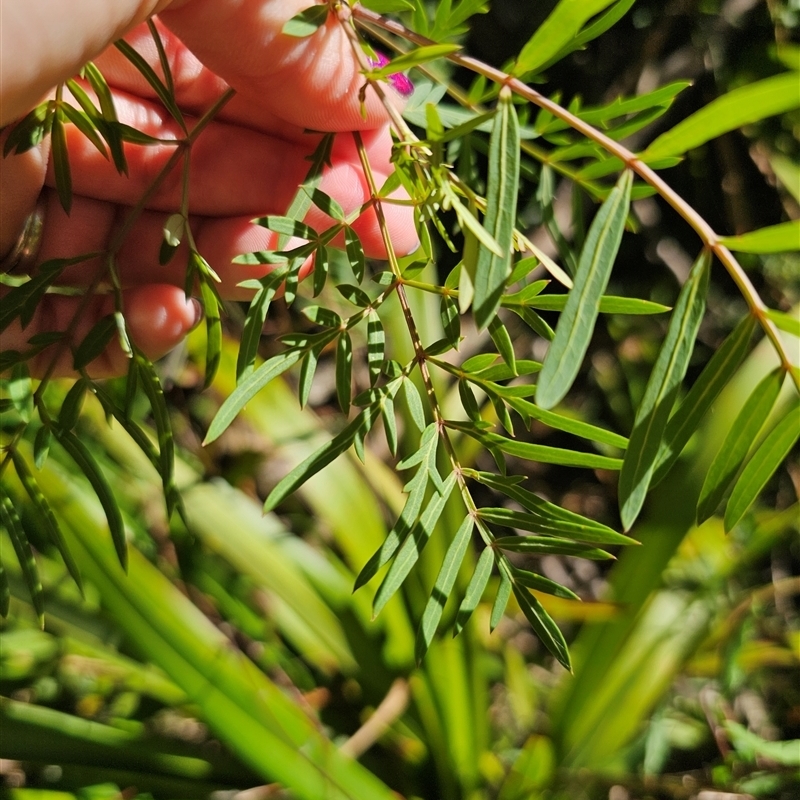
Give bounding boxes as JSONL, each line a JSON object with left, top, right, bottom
{"left": 189, "top": 297, "right": 204, "bottom": 331}
{"left": 368, "top": 51, "right": 414, "bottom": 97}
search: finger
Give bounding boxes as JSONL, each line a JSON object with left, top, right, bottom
{"left": 0, "top": 128, "right": 50, "bottom": 255}
{"left": 0, "top": 0, "right": 174, "bottom": 126}
{"left": 0, "top": 284, "right": 200, "bottom": 378}
{"left": 159, "top": 0, "right": 404, "bottom": 132}
{"left": 49, "top": 83, "right": 400, "bottom": 215}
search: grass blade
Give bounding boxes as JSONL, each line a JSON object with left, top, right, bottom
{"left": 724, "top": 401, "right": 800, "bottom": 532}
{"left": 535, "top": 170, "right": 632, "bottom": 409}
{"left": 618, "top": 250, "right": 710, "bottom": 530}
{"left": 415, "top": 515, "right": 474, "bottom": 662}
{"left": 473, "top": 87, "right": 520, "bottom": 329}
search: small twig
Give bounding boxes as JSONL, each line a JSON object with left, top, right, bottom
{"left": 339, "top": 678, "right": 409, "bottom": 758}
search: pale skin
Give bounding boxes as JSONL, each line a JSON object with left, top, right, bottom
{"left": 0, "top": 0, "right": 417, "bottom": 376}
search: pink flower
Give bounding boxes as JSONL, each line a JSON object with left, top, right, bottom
{"left": 368, "top": 52, "right": 414, "bottom": 97}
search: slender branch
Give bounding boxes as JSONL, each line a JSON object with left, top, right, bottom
{"left": 352, "top": 4, "right": 800, "bottom": 393}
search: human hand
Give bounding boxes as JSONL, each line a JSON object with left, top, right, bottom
{"left": 0, "top": 0, "right": 417, "bottom": 377}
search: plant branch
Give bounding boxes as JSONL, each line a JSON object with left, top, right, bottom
{"left": 352, "top": 4, "right": 800, "bottom": 393}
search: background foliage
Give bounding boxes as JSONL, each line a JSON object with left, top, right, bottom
{"left": 1, "top": 1, "right": 799, "bottom": 799}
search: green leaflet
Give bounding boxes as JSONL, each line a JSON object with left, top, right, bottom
{"left": 114, "top": 38, "right": 185, "bottom": 127}
{"left": 353, "top": 452, "right": 429, "bottom": 591}
{"left": 335, "top": 332, "right": 353, "bottom": 415}
{"left": 199, "top": 276, "right": 222, "bottom": 389}
{"left": 282, "top": 4, "right": 329, "bottom": 37}
{"left": 697, "top": 367, "right": 786, "bottom": 524}
{"left": 52, "top": 429, "right": 127, "bottom": 571}
{"left": 511, "top": 583, "right": 571, "bottom": 671}
{"left": 205, "top": 335, "right": 334, "bottom": 445}
{"left": 478, "top": 506, "right": 630, "bottom": 545}
{"left": 51, "top": 107, "right": 72, "bottom": 214}
{"left": 373, "top": 473, "right": 457, "bottom": 618}
{"left": 415, "top": 515, "right": 474, "bottom": 662}
{"left": 765, "top": 308, "right": 800, "bottom": 338}
{"left": 493, "top": 535, "right": 613, "bottom": 561}
{"left": 449, "top": 422, "right": 623, "bottom": 470}
{"left": 137, "top": 355, "right": 178, "bottom": 518}
{"left": 471, "top": 470, "right": 636, "bottom": 545}
{"left": 651, "top": 315, "right": 756, "bottom": 486}
{"left": 718, "top": 221, "right": 800, "bottom": 254}
{"left": 11, "top": 450, "right": 82, "bottom": 592}
{"left": 264, "top": 402, "right": 383, "bottom": 514}
{"left": 535, "top": 170, "right": 633, "bottom": 410}
{"left": 366, "top": 310, "right": 385, "bottom": 386}
{"left": 1, "top": 490, "right": 44, "bottom": 625}
{"left": 644, "top": 72, "right": 800, "bottom": 159}
{"left": 619, "top": 251, "right": 711, "bottom": 530}
{"left": 504, "top": 396, "right": 628, "bottom": 449}
{"left": 488, "top": 316, "right": 517, "bottom": 374}
{"left": 73, "top": 315, "right": 117, "bottom": 370}
{"left": 512, "top": 567, "right": 579, "bottom": 600}
{"left": 490, "top": 568, "right": 513, "bottom": 631}
{"left": 369, "top": 43, "right": 462, "bottom": 77}
{"left": 515, "top": 0, "right": 617, "bottom": 77}
{"left": 725, "top": 401, "right": 800, "bottom": 532}
{"left": 473, "top": 88, "right": 520, "bottom": 329}
{"left": 454, "top": 546, "right": 495, "bottom": 636}
{"left": 519, "top": 294, "right": 669, "bottom": 315}
{"left": 237, "top": 268, "right": 287, "bottom": 380}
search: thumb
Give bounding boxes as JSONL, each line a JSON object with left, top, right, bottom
{"left": 159, "top": 0, "right": 404, "bottom": 131}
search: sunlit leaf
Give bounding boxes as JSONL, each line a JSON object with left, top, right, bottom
{"left": 454, "top": 546, "right": 494, "bottom": 636}
{"left": 471, "top": 471, "right": 636, "bottom": 545}
{"left": 718, "top": 221, "right": 800, "bottom": 254}
{"left": 512, "top": 567, "right": 579, "bottom": 600}
{"left": 336, "top": 331, "right": 353, "bottom": 415}
{"left": 282, "top": 4, "right": 329, "bottom": 37}
{"left": 474, "top": 88, "right": 520, "bottom": 329}
{"left": 53, "top": 429, "right": 127, "bottom": 571}
{"left": 619, "top": 251, "right": 710, "bottom": 530}
{"left": 724, "top": 401, "right": 800, "bottom": 532}
{"left": 493, "top": 535, "right": 613, "bottom": 560}
{"left": 652, "top": 315, "right": 756, "bottom": 486}
{"left": 264, "top": 402, "right": 382, "bottom": 513}
{"left": 697, "top": 367, "right": 786, "bottom": 522}
{"left": 415, "top": 515, "right": 474, "bottom": 662}
{"left": 511, "top": 582, "right": 571, "bottom": 671}
{"left": 644, "top": 72, "right": 800, "bottom": 159}
{"left": 490, "top": 568, "right": 512, "bottom": 631}
{"left": 515, "top": 0, "right": 617, "bottom": 77}
{"left": 536, "top": 170, "right": 632, "bottom": 409}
